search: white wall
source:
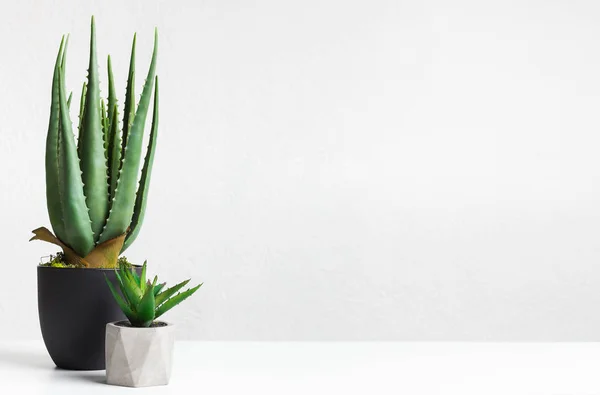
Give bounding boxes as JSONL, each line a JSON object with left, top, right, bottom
{"left": 2, "top": 0, "right": 600, "bottom": 340}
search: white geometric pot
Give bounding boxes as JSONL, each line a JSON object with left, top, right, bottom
{"left": 105, "top": 321, "right": 175, "bottom": 387}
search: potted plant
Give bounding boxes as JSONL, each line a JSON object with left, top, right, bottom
{"left": 104, "top": 262, "right": 201, "bottom": 387}
{"left": 31, "top": 16, "right": 160, "bottom": 370}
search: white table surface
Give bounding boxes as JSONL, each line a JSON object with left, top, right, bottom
{"left": 0, "top": 341, "right": 599, "bottom": 394}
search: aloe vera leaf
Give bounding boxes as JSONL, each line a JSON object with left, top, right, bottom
{"left": 57, "top": 67, "right": 95, "bottom": 256}
{"left": 139, "top": 261, "right": 147, "bottom": 293}
{"left": 99, "top": 29, "right": 157, "bottom": 243}
{"left": 106, "top": 106, "right": 121, "bottom": 200}
{"left": 155, "top": 279, "right": 190, "bottom": 306}
{"left": 101, "top": 98, "right": 109, "bottom": 150}
{"left": 45, "top": 36, "right": 67, "bottom": 243}
{"left": 153, "top": 281, "right": 165, "bottom": 296}
{"left": 121, "top": 33, "right": 136, "bottom": 171}
{"left": 129, "top": 262, "right": 140, "bottom": 285}
{"left": 115, "top": 266, "right": 143, "bottom": 306}
{"left": 76, "top": 82, "right": 87, "bottom": 159}
{"left": 79, "top": 16, "right": 109, "bottom": 241}
{"left": 134, "top": 286, "right": 156, "bottom": 327}
{"left": 105, "top": 274, "right": 135, "bottom": 318}
{"left": 122, "top": 76, "right": 159, "bottom": 252}
{"left": 107, "top": 55, "right": 117, "bottom": 132}
{"left": 155, "top": 283, "right": 202, "bottom": 319}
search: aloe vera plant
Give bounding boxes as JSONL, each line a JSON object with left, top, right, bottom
{"left": 105, "top": 262, "right": 202, "bottom": 327}
{"left": 30, "top": 16, "right": 160, "bottom": 268}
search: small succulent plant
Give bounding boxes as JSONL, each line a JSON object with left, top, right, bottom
{"left": 105, "top": 262, "right": 201, "bottom": 327}
{"left": 31, "top": 16, "right": 160, "bottom": 268}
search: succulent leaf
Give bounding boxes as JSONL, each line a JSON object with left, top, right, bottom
{"left": 139, "top": 261, "right": 147, "bottom": 293}
{"left": 124, "top": 265, "right": 142, "bottom": 296}
{"left": 45, "top": 36, "right": 67, "bottom": 244}
{"left": 107, "top": 55, "right": 117, "bottom": 133}
{"left": 60, "top": 34, "right": 69, "bottom": 70}
{"left": 104, "top": 274, "right": 135, "bottom": 318}
{"left": 121, "top": 34, "right": 136, "bottom": 171}
{"left": 107, "top": 106, "right": 121, "bottom": 201}
{"left": 57, "top": 64, "right": 95, "bottom": 257}
{"left": 101, "top": 98, "right": 109, "bottom": 150}
{"left": 128, "top": 262, "right": 140, "bottom": 285}
{"left": 79, "top": 16, "right": 109, "bottom": 242}
{"left": 115, "top": 266, "right": 142, "bottom": 306}
{"left": 99, "top": 30, "right": 158, "bottom": 243}
{"left": 77, "top": 82, "right": 87, "bottom": 158}
{"left": 155, "top": 279, "right": 190, "bottom": 306}
{"left": 153, "top": 282, "right": 166, "bottom": 296}
{"left": 122, "top": 76, "right": 159, "bottom": 252}
{"left": 134, "top": 285, "right": 156, "bottom": 327}
{"left": 155, "top": 284, "right": 202, "bottom": 319}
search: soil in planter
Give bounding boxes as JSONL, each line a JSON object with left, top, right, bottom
{"left": 115, "top": 321, "right": 169, "bottom": 328}
{"left": 39, "top": 252, "right": 135, "bottom": 269}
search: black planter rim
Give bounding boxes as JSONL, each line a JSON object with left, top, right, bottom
{"left": 38, "top": 264, "right": 143, "bottom": 272}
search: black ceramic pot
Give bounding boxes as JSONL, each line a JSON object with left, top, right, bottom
{"left": 37, "top": 265, "right": 142, "bottom": 370}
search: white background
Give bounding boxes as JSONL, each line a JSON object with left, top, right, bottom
{"left": 2, "top": 0, "right": 600, "bottom": 341}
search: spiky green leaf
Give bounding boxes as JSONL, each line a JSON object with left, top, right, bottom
{"left": 155, "top": 279, "right": 190, "bottom": 306}
{"left": 153, "top": 281, "right": 165, "bottom": 296}
{"left": 139, "top": 261, "right": 147, "bottom": 293}
{"left": 76, "top": 82, "right": 87, "bottom": 159}
{"left": 101, "top": 98, "right": 109, "bottom": 150}
{"left": 99, "top": 29, "right": 158, "bottom": 243}
{"left": 107, "top": 55, "right": 117, "bottom": 132}
{"left": 57, "top": 67, "right": 95, "bottom": 256}
{"left": 45, "top": 36, "right": 67, "bottom": 244}
{"left": 134, "top": 285, "right": 156, "bottom": 327}
{"left": 155, "top": 284, "right": 202, "bottom": 319}
{"left": 121, "top": 34, "right": 136, "bottom": 171}
{"left": 107, "top": 105, "right": 121, "bottom": 200}
{"left": 124, "top": 264, "right": 140, "bottom": 292}
{"left": 122, "top": 76, "right": 159, "bottom": 252}
{"left": 79, "top": 16, "right": 109, "bottom": 241}
{"left": 104, "top": 274, "right": 134, "bottom": 318}
{"left": 116, "top": 265, "right": 143, "bottom": 306}
{"left": 130, "top": 268, "right": 140, "bottom": 285}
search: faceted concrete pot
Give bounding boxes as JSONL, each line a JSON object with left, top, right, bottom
{"left": 105, "top": 321, "right": 175, "bottom": 387}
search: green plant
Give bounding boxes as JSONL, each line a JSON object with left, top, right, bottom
{"left": 105, "top": 262, "right": 202, "bottom": 327}
{"left": 30, "top": 16, "right": 159, "bottom": 268}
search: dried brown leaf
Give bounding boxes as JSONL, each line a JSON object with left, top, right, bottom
{"left": 30, "top": 227, "right": 89, "bottom": 267}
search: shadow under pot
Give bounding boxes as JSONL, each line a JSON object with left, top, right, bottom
{"left": 37, "top": 265, "right": 142, "bottom": 370}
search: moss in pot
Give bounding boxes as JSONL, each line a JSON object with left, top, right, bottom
{"left": 104, "top": 261, "right": 201, "bottom": 387}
